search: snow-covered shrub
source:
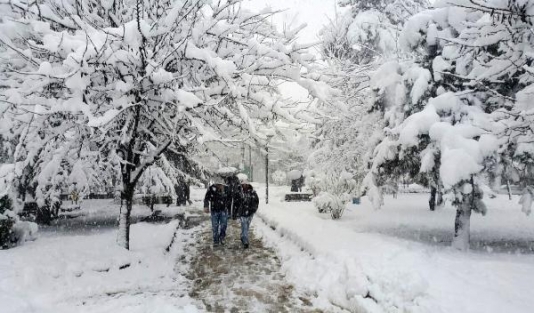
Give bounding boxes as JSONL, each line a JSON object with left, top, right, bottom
{"left": 137, "top": 163, "right": 177, "bottom": 211}
{"left": 310, "top": 171, "right": 357, "bottom": 219}
{"left": 313, "top": 192, "right": 346, "bottom": 219}
{"left": 398, "top": 183, "right": 429, "bottom": 194}
{"left": 0, "top": 194, "right": 16, "bottom": 249}
{"left": 11, "top": 221, "right": 38, "bottom": 245}
{"left": 305, "top": 171, "right": 322, "bottom": 196}
{"left": 272, "top": 170, "right": 287, "bottom": 186}
{"left": 0, "top": 194, "right": 38, "bottom": 249}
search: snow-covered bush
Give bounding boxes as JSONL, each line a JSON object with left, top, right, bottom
{"left": 0, "top": 194, "right": 38, "bottom": 249}
{"left": 313, "top": 192, "right": 346, "bottom": 219}
{"left": 398, "top": 183, "right": 429, "bottom": 194}
{"left": 11, "top": 221, "right": 38, "bottom": 245}
{"left": 272, "top": 170, "right": 287, "bottom": 186}
{"left": 310, "top": 171, "right": 357, "bottom": 219}
{"left": 305, "top": 171, "right": 322, "bottom": 196}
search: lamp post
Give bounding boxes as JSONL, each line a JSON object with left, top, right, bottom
{"left": 249, "top": 143, "right": 253, "bottom": 182}
{"left": 265, "top": 134, "right": 274, "bottom": 204}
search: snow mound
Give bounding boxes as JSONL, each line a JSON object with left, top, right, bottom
{"left": 216, "top": 167, "right": 239, "bottom": 177}
{"left": 287, "top": 170, "right": 302, "bottom": 180}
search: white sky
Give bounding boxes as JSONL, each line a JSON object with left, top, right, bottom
{"left": 242, "top": 0, "right": 341, "bottom": 44}
{"left": 241, "top": 0, "right": 343, "bottom": 101}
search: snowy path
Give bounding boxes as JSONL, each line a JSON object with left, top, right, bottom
{"left": 187, "top": 219, "right": 323, "bottom": 313}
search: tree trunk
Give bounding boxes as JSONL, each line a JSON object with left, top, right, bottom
{"left": 436, "top": 186, "right": 443, "bottom": 207}
{"left": 506, "top": 180, "right": 512, "bottom": 200}
{"left": 429, "top": 186, "right": 437, "bottom": 211}
{"left": 118, "top": 184, "right": 134, "bottom": 250}
{"left": 451, "top": 200, "right": 472, "bottom": 251}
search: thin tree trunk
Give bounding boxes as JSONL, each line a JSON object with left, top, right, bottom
{"left": 437, "top": 188, "right": 443, "bottom": 207}
{"left": 506, "top": 180, "right": 512, "bottom": 200}
{"left": 118, "top": 184, "right": 134, "bottom": 250}
{"left": 451, "top": 200, "right": 471, "bottom": 251}
{"left": 429, "top": 186, "right": 437, "bottom": 211}
{"left": 452, "top": 177, "right": 476, "bottom": 251}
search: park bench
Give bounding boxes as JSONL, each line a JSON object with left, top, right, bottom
{"left": 19, "top": 202, "right": 39, "bottom": 218}
{"left": 284, "top": 193, "right": 313, "bottom": 202}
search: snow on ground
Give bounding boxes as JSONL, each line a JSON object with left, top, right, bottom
{"left": 3, "top": 185, "right": 533, "bottom": 313}
{"left": 187, "top": 219, "right": 333, "bottom": 312}
{"left": 254, "top": 185, "right": 534, "bottom": 313}
{"left": 0, "top": 200, "right": 201, "bottom": 313}
{"left": 343, "top": 193, "right": 534, "bottom": 253}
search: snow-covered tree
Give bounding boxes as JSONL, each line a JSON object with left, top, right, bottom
{"left": 365, "top": 0, "right": 534, "bottom": 250}
{"left": 325, "top": 0, "right": 430, "bottom": 64}
{"left": 362, "top": 30, "right": 452, "bottom": 211}
{"left": 311, "top": 0, "right": 429, "bottom": 202}
{"left": 0, "top": 0, "right": 330, "bottom": 249}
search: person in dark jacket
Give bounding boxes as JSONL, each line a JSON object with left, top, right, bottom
{"left": 204, "top": 181, "right": 230, "bottom": 245}
{"left": 237, "top": 182, "right": 259, "bottom": 249}
{"left": 175, "top": 178, "right": 189, "bottom": 206}
{"left": 224, "top": 175, "right": 243, "bottom": 220}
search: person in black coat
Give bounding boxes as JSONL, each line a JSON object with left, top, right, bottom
{"left": 237, "top": 182, "right": 259, "bottom": 249}
{"left": 175, "top": 179, "right": 189, "bottom": 206}
{"left": 204, "top": 182, "right": 230, "bottom": 245}
{"left": 224, "top": 175, "right": 243, "bottom": 220}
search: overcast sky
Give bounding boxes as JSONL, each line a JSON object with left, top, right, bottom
{"left": 242, "top": 0, "right": 342, "bottom": 44}
{"left": 240, "top": 0, "right": 343, "bottom": 101}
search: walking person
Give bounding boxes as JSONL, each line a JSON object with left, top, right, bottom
{"left": 237, "top": 181, "right": 259, "bottom": 249}
{"left": 225, "top": 174, "right": 243, "bottom": 220}
{"left": 175, "top": 178, "right": 190, "bottom": 206}
{"left": 69, "top": 182, "right": 79, "bottom": 205}
{"left": 204, "top": 179, "right": 230, "bottom": 246}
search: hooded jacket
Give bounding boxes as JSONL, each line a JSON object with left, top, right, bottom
{"left": 203, "top": 184, "right": 230, "bottom": 213}
{"left": 237, "top": 184, "right": 259, "bottom": 217}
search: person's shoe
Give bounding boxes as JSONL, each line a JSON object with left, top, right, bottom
{"left": 220, "top": 238, "right": 225, "bottom": 245}
{"left": 213, "top": 240, "right": 219, "bottom": 247}
{"left": 243, "top": 243, "right": 249, "bottom": 249}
